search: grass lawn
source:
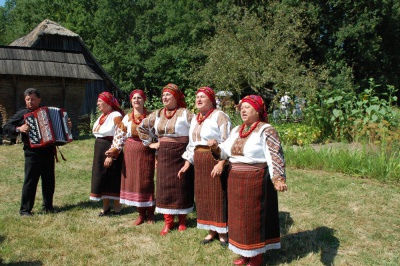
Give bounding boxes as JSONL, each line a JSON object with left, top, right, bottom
{"left": 0, "top": 138, "right": 399, "bottom": 265}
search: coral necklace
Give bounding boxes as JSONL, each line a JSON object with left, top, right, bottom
{"left": 164, "top": 107, "right": 177, "bottom": 119}
{"left": 99, "top": 111, "right": 112, "bottom": 125}
{"left": 196, "top": 108, "right": 215, "bottom": 124}
{"left": 132, "top": 108, "right": 147, "bottom": 125}
{"left": 239, "top": 121, "right": 260, "bottom": 138}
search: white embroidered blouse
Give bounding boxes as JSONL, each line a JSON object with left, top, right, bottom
{"left": 182, "top": 109, "right": 231, "bottom": 165}
{"left": 138, "top": 108, "right": 194, "bottom": 146}
{"left": 92, "top": 111, "right": 122, "bottom": 138}
{"left": 219, "top": 122, "right": 286, "bottom": 182}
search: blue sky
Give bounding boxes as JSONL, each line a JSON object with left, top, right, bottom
{"left": 0, "top": 0, "right": 5, "bottom": 7}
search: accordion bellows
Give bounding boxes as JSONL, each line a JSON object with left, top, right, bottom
{"left": 24, "top": 107, "right": 73, "bottom": 148}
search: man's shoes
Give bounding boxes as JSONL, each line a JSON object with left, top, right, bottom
{"left": 20, "top": 212, "right": 33, "bottom": 217}
{"left": 43, "top": 208, "right": 58, "bottom": 214}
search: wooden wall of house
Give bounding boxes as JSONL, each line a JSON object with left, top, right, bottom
{"left": 0, "top": 75, "right": 85, "bottom": 138}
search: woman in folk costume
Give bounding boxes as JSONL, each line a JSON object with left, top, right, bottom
{"left": 91, "top": 92, "right": 125, "bottom": 216}
{"left": 209, "top": 95, "right": 288, "bottom": 266}
{"left": 105, "top": 89, "right": 156, "bottom": 225}
{"left": 178, "top": 87, "right": 231, "bottom": 246}
{"left": 138, "top": 83, "right": 194, "bottom": 235}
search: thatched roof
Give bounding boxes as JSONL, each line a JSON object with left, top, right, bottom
{"left": 10, "top": 19, "right": 80, "bottom": 47}
{"left": 0, "top": 46, "right": 101, "bottom": 80}
{"left": 8, "top": 19, "right": 124, "bottom": 97}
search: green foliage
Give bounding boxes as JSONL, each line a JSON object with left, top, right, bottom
{"left": 304, "top": 79, "right": 399, "bottom": 143}
{"left": 1, "top": 0, "right": 400, "bottom": 106}
{"left": 275, "top": 123, "right": 322, "bottom": 146}
{"left": 195, "top": 2, "right": 326, "bottom": 100}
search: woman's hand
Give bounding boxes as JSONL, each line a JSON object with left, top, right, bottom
{"left": 274, "top": 180, "right": 288, "bottom": 192}
{"left": 207, "top": 139, "right": 219, "bottom": 152}
{"left": 211, "top": 160, "right": 225, "bottom": 178}
{"left": 105, "top": 148, "right": 119, "bottom": 159}
{"left": 177, "top": 160, "right": 191, "bottom": 179}
{"left": 104, "top": 157, "right": 113, "bottom": 168}
{"left": 149, "top": 142, "right": 160, "bottom": 150}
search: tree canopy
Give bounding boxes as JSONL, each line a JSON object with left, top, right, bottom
{"left": 1, "top": 0, "right": 399, "bottom": 104}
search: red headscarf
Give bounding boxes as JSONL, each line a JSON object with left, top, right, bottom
{"left": 129, "top": 89, "right": 147, "bottom": 102}
{"left": 163, "top": 83, "right": 186, "bottom": 108}
{"left": 98, "top": 92, "right": 125, "bottom": 116}
{"left": 240, "top": 95, "right": 268, "bottom": 122}
{"left": 196, "top": 87, "right": 216, "bottom": 107}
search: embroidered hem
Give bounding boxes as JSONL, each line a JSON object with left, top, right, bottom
{"left": 155, "top": 206, "right": 194, "bottom": 215}
{"left": 229, "top": 242, "right": 281, "bottom": 258}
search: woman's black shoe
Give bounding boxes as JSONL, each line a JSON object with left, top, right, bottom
{"left": 200, "top": 233, "right": 217, "bottom": 245}
{"left": 200, "top": 238, "right": 214, "bottom": 244}
{"left": 98, "top": 208, "right": 111, "bottom": 217}
{"left": 219, "top": 240, "right": 229, "bottom": 247}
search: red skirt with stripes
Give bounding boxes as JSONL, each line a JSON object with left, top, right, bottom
{"left": 228, "top": 163, "right": 281, "bottom": 257}
{"left": 156, "top": 140, "right": 194, "bottom": 214}
{"left": 194, "top": 147, "right": 228, "bottom": 233}
{"left": 120, "top": 137, "right": 156, "bottom": 206}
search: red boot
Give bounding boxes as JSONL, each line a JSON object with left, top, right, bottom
{"left": 178, "top": 214, "right": 187, "bottom": 231}
{"left": 233, "top": 256, "right": 249, "bottom": 265}
{"left": 133, "top": 207, "right": 147, "bottom": 226}
{"left": 160, "top": 214, "right": 174, "bottom": 236}
{"left": 146, "top": 206, "right": 155, "bottom": 224}
{"left": 246, "top": 254, "right": 263, "bottom": 266}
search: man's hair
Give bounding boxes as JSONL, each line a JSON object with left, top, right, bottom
{"left": 24, "top": 88, "right": 41, "bottom": 98}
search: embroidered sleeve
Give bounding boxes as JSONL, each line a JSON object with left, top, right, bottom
{"left": 263, "top": 126, "right": 286, "bottom": 183}
{"left": 186, "top": 109, "right": 194, "bottom": 124}
{"left": 216, "top": 112, "right": 231, "bottom": 142}
{"left": 138, "top": 111, "right": 157, "bottom": 146}
{"left": 111, "top": 116, "right": 127, "bottom": 151}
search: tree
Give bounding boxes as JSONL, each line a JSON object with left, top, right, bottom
{"left": 195, "top": 2, "right": 326, "bottom": 105}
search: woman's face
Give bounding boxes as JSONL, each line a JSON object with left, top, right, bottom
{"left": 195, "top": 92, "right": 214, "bottom": 113}
{"left": 162, "top": 91, "right": 177, "bottom": 109}
{"left": 240, "top": 102, "right": 259, "bottom": 125}
{"left": 97, "top": 99, "right": 111, "bottom": 114}
{"left": 131, "top": 93, "right": 145, "bottom": 110}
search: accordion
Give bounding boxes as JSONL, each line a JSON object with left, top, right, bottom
{"left": 24, "top": 107, "right": 73, "bottom": 148}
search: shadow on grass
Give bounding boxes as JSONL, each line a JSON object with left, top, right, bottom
{"left": 265, "top": 212, "right": 340, "bottom": 266}
{"left": 0, "top": 234, "right": 43, "bottom": 265}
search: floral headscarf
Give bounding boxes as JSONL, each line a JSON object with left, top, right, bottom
{"left": 240, "top": 95, "right": 268, "bottom": 122}
{"left": 129, "top": 89, "right": 147, "bottom": 102}
{"left": 98, "top": 92, "right": 124, "bottom": 116}
{"left": 162, "top": 83, "right": 186, "bottom": 108}
{"left": 196, "top": 87, "right": 216, "bottom": 107}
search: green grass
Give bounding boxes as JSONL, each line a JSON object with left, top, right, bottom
{"left": 0, "top": 138, "right": 399, "bottom": 265}
{"left": 285, "top": 142, "right": 400, "bottom": 183}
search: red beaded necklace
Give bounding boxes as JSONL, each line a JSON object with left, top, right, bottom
{"left": 164, "top": 107, "right": 177, "bottom": 119}
{"left": 196, "top": 108, "right": 215, "bottom": 124}
{"left": 132, "top": 108, "right": 147, "bottom": 125}
{"left": 99, "top": 111, "right": 112, "bottom": 125}
{"left": 239, "top": 121, "right": 260, "bottom": 138}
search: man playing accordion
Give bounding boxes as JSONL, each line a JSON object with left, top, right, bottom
{"left": 3, "top": 88, "right": 72, "bottom": 216}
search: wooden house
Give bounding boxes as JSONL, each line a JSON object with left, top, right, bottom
{"left": 0, "top": 19, "right": 123, "bottom": 138}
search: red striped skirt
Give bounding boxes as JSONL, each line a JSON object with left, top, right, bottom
{"left": 156, "top": 140, "right": 194, "bottom": 214}
{"left": 90, "top": 138, "right": 122, "bottom": 200}
{"left": 120, "top": 137, "right": 156, "bottom": 207}
{"left": 228, "top": 163, "right": 281, "bottom": 257}
{"left": 194, "top": 146, "right": 228, "bottom": 233}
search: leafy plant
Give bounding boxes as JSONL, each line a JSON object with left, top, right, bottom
{"left": 303, "top": 78, "right": 399, "bottom": 143}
